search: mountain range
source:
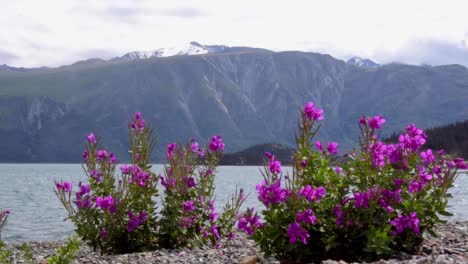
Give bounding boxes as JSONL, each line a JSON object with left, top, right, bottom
{"left": 0, "top": 42, "right": 467, "bottom": 162}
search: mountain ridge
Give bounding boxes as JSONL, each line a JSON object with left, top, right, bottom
{"left": 0, "top": 47, "right": 467, "bottom": 162}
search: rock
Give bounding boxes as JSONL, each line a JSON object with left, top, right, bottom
{"left": 241, "top": 255, "right": 257, "bottom": 264}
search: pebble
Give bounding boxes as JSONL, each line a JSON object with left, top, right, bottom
{"left": 2, "top": 221, "right": 467, "bottom": 263}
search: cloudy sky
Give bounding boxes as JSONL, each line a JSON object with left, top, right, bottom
{"left": 1, "top": 0, "right": 468, "bottom": 68}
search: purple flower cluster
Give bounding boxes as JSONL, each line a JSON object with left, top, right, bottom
{"left": 303, "top": 101, "right": 324, "bottom": 121}
{"left": 183, "top": 200, "right": 195, "bottom": 212}
{"left": 87, "top": 133, "right": 97, "bottom": 145}
{"left": 101, "top": 227, "right": 108, "bottom": 239}
{"left": 209, "top": 135, "right": 225, "bottom": 152}
{"left": 95, "top": 150, "right": 116, "bottom": 164}
{"left": 90, "top": 170, "right": 103, "bottom": 183}
{"left": 256, "top": 179, "right": 290, "bottom": 206}
{"left": 96, "top": 195, "right": 116, "bottom": 214}
{"left": 190, "top": 140, "right": 205, "bottom": 157}
{"left": 121, "top": 164, "right": 152, "bottom": 187}
{"left": 368, "top": 115, "right": 386, "bottom": 130}
{"left": 326, "top": 142, "right": 339, "bottom": 155}
{"left": 287, "top": 222, "right": 310, "bottom": 244}
{"left": 183, "top": 176, "right": 196, "bottom": 188}
{"left": 166, "top": 143, "right": 177, "bottom": 160}
{"left": 238, "top": 209, "right": 263, "bottom": 235}
{"left": 159, "top": 175, "right": 176, "bottom": 190}
{"left": 399, "top": 124, "right": 427, "bottom": 153}
{"left": 420, "top": 149, "right": 435, "bottom": 164}
{"left": 352, "top": 187, "right": 403, "bottom": 213}
{"left": 363, "top": 122, "right": 432, "bottom": 170}
{"left": 299, "top": 185, "right": 326, "bottom": 203}
{"left": 265, "top": 152, "right": 282, "bottom": 174}
{"left": 315, "top": 141, "right": 339, "bottom": 155}
{"left": 130, "top": 112, "right": 145, "bottom": 133}
{"left": 390, "top": 212, "right": 420, "bottom": 235}
{"left": 127, "top": 211, "right": 148, "bottom": 232}
{"left": 296, "top": 209, "right": 316, "bottom": 224}
{"left": 56, "top": 181, "right": 72, "bottom": 192}
{"left": 209, "top": 201, "right": 218, "bottom": 222}
{"left": 450, "top": 158, "right": 467, "bottom": 169}
{"left": 75, "top": 182, "right": 91, "bottom": 208}
{"left": 378, "top": 189, "right": 402, "bottom": 213}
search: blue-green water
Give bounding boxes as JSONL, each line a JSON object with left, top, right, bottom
{"left": 0, "top": 164, "right": 466, "bottom": 242}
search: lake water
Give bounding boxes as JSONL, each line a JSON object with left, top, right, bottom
{"left": 0, "top": 164, "right": 467, "bottom": 243}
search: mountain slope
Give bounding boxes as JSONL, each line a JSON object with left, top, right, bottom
{"left": 0, "top": 50, "right": 467, "bottom": 162}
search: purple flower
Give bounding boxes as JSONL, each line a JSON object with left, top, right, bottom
{"left": 127, "top": 211, "right": 148, "bottom": 232}
{"left": 301, "top": 160, "right": 308, "bottom": 167}
{"left": 209, "top": 211, "right": 218, "bottom": 222}
{"left": 265, "top": 152, "right": 281, "bottom": 174}
{"left": 87, "top": 133, "right": 97, "bottom": 145}
{"left": 75, "top": 182, "right": 91, "bottom": 209}
{"left": 120, "top": 164, "right": 130, "bottom": 174}
{"left": 82, "top": 150, "right": 89, "bottom": 161}
{"left": 267, "top": 155, "right": 282, "bottom": 174}
{"left": 299, "top": 185, "right": 326, "bottom": 203}
{"left": 238, "top": 208, "right": 263, "bottom": 235}
{"left": 368, "top": 115, "right": 386, "bottom": 130}
{"left": 420, "top": 149, "right": 435, "bottom": 164}
{"left": 166, "top": 143, "right": 177, "bottom": 159}
{"left": 96, "top": 150, "right": 108, "bottom": 162}
{"left": 190, "top": 140, "right": 199, "bottom": 152}
{"left": 334, "top": 166, "right": 345, "bottom": 175}
{"left": 287, "top": 222, "right": 310, "bottom": 244}
{"left": 391, "top": 212, "right": 420, "bottom": 235}
{"left": 183, "top": 176, "right": 196, "bottom": 188}
{"left": 130, "top": 112, "right": 145, "bottom": 133}
{"left": 418, "top": 166, "right": 433, "bottom": 184}
{"left": 209, "top": 135, "right": 225, "bottom": 152}
{"left": 109, "top": 152, "right": 117, "bottom": 164}
{"left": 190, "top": 139, "right": 205, "bottom": 157}
{"left": 211, "top": 225, "right": 220, "bottom": 240}
{"left": 394, "top": 178, "right": 404, "bottom": 187}
{"left": 326, "top": 142, "right": 339, "bottom": 155}
{"left": 370, "top": 141, "right": 387, "bottom": 168}
{"left": 96, "top": 195, "right": 116, "bottom": 214}
{"left": 56, "top": 181, "right": 72, "bottom": 192}
{"left": 90, "top": 170, "right": 103, "bottom": 183}
{"left": 359, "top": 116, "right": 367, "bottom": 125}
{"left": 181, "top": 217, "right": 195, "bottom": 228}
{"left": 399, "top": 124, "right": 427, "bottom": 152}
{"left": 183, "top": 200, "right": 195, "bottom": 212}
{"left": 297, "top": 209, "right": 316, "bottom": 224}
{"left": 454, "top": 158, "right": 467, "bottom": 169}
{"left": 256, "top": 179, "right": 289, "bottom": 206}
{"left": 315, "top": 141, "right": 323, "bottom": 151}
{"left": 354, "top": 192, "right": 369, "bottom": 208}
{"left": 408, "top": 180, "right": 422, "bottom": 193}
{"left": 63, "top": 182, "right": 72, "bottom": 192}
{"left": 101, "top": 228, "right": 108, "bottom": 239}
{"left": 304, "top": 102, "right": 324, "bottom": 121}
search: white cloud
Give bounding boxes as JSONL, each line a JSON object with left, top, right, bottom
{"left": 0, "top": 0, "right": 467, "bottom": 67}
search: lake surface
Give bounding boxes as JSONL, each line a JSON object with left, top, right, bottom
{"left": 0, "top": 164, "right": 467, "bottom": 242}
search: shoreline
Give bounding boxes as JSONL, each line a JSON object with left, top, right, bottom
{"left": 2, "top": 221, "right": 468, "bottom": 263}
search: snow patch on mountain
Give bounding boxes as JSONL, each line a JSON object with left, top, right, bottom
{"left": 347, "top": 57, "right": 380, "bottom": 68}
{"left": 117, "top": 41, "right": 223, "bottom": 61}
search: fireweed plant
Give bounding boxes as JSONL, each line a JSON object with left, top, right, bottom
{"left": 238, "top": 102, "right": 467, "bottom": 263}
{"left": 55, "top": 113, "right": 244, "bottom": 255}
{"left": 158, "top": 138, "right": 245, "bottom": 249}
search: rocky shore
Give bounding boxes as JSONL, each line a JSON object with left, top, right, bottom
{"left": 3, "top": 221, "right": 467, "bottom": 264}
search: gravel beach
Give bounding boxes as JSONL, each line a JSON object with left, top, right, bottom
{"left": 3, "top": 221, "right": 468, "bottom": 264}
